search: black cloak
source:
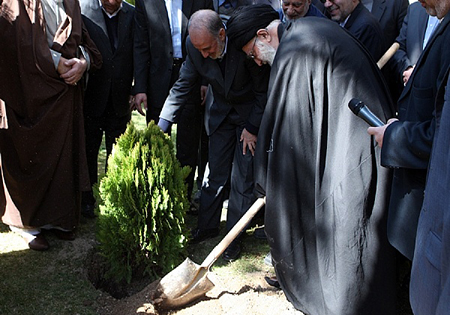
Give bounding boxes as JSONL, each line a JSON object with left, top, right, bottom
{"left": 255, "top": 18, "right": 397, "bottom": 315}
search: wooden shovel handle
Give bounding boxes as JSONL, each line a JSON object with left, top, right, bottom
{"left": 377, "top": 42, "right": 400, "bottom": 69}
{"left": 200, "top": 197, "right": 266, "bottom": 269}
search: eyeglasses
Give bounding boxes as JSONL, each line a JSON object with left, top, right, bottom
{"left": 247, "top": 36, "right": 258, "bottom": 59}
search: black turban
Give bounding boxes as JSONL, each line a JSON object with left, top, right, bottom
{"left": 226, "top": 4, "right": 280, "bottom": 49}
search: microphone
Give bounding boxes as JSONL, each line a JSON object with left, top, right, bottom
{"left": 348, "top": 98, "right": 385, "bottom": 127}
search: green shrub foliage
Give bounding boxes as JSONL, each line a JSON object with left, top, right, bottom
{"left": 96, "top": 121, "right": 190, "bottom": 283}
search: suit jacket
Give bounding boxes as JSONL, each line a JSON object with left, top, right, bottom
{"left": 80, "top": 0, "right": 134, "bottom": 117}
{"left": 343, "top": 2, "right": 385, "bottom": 61}
{"left": 381, "top": 13, "right": 450, "bottom": 260}
{"left": 371, "top": 0, "right": 408, "bottom": 46}
{"left": 212, "top": 0, "right": 253, "bottom": 11}
{"left": 390, "top": 2, "right": 428, "bottom": 81}
{"left": 160, "top": 37, "right": 269, "bottom": 136}
{"left": 311, "top": 0, "right": 326, "bottom": 15}
{"left": 410, "top": 68, "right": 450, "bottom": 315}
{"left": 133, "top": 0, "right": 213, "bottom": 112}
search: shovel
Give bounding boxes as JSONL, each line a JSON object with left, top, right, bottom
{"left": 153, "top": 197, "right": 266, "bottom": 310}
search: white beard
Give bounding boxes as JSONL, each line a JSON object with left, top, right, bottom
{"left": 256, "top": 40, "right": 277, "bottom": 66}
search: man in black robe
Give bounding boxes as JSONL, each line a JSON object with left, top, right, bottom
{"left": 227, "top": 5, "right": 397, "bottom": 314}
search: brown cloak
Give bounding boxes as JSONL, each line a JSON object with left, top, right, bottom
{"left": 0, "top": 0, "right": 101, "bottom": 230}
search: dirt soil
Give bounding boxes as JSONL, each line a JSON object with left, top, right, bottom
{"left": 90, "top": 207, "right": 304, "bottom": 314}
{"left": 97, "top": 268, "right": 303, "bottom": 315}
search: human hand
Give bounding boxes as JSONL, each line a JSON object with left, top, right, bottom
{"left": 133, "top": 93, "right": 147, "bottom": 116}
{"left": 240, "top": 128, "right": 257, "bottom": 156}
{"left": 402, "top": 66, "right": 414, "bottom": 86}
{"left": 57, "top": 56, "right": 71, "bottom": 77}
{"left": 367, "top": 118, "right": 398, "bottom": 148}
{"left": 59, "top": 57, "right": 87, "bottom": 85}
{"left": 128, "top": 95, "right": 135, "bottom": 110}
{"left": 200, "top": 85, "right": 208, "bottom": 106}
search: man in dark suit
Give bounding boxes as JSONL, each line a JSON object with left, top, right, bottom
{"left": 409, "top": 68, "right": 450, "bottom": 315}
{"left": 80, "top": 0, "right": 134, "bottom": 218}
{"left": 368, "top": 0, "right": 450, "bottom": 261}
{"left": 370, "top": 0, "right": 408, "bottom": 47}
{"left": 362, "top": 0, "right": 407, "bottom": 103}
{"left": 324, "top": 0, "right": 385, "bottom": 61}
{"left": 361, "top": 0, "right": 408, "bottom": 103}
{"left": 197, "top": 0, "right": 253, "bottom": 208}
{"left": 390, "top": 2, "right": 438, "bottom": 88}
{"left": 133, "top": 0, "right": 213, "bottom": 122}
{"left": 133, "top": 0, "right": 212, "bottom": 207}
{"left": 158, "top": 9, "right": 270, "bottom": 261}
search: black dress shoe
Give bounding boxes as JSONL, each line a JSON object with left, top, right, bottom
{"left": 264, "top": 276, "right": 280, "bottom": 289}
{"left": 190, "top": 227, "right": 220, "bottom": 244}
{"left": 253, "top": 226, "right": 267, "bottom": 240}
{"left": 81, "top": 203, "right": 96, "bottom": 219}
{"left": 28, "top": 234, "right": 50, "bottom": 251}
{"left": 222, "top": 241, "right": 241, "bottom": 262}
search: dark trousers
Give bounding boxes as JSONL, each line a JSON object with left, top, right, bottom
{"left": 82, "top": 105, "right": 130, "bottom": 205}
{"left": 196, "top": 116, "right": 209, "bottom": 191}
{"left": 176, "top": 101, "right": 204, "bottom": 199}
{"left": 198, "top": 110, "right": 255, "bottom": 232}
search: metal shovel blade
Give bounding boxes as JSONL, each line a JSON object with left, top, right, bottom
{"left": 153, "top": 258, "right": 214, "bottom": 310}
{"left": 152, "top": 197, "right": 266, "bottom": 310}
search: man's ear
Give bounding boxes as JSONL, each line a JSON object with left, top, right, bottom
{"left": 256, "top": 28, "right": 271, "bottom": 42}
{"left": 219, "top": 28, "right": 226, "bottom": 41}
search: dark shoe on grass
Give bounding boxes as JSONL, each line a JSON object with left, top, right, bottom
{"left": 28, "top": 234, "right": 50, "bottom": 251}
{"left": 253, "top": 226, "right": 267, "bottom": 240}
{"left": 222, "top": 241, "right": 241, "bottom": 262}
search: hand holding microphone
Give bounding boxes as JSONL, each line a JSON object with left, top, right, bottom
{"left": 348, "top": 98, "right": 397, "bottom": 148}
{"left": 348, "top": 98, "right": 385, "bottom": 127}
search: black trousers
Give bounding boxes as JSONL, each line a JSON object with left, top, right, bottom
{"left": 82, "top": 104, "right": 130, "bottom": 205}
{"left": 198, "top": 110, "right": 255, "bottom": 232}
